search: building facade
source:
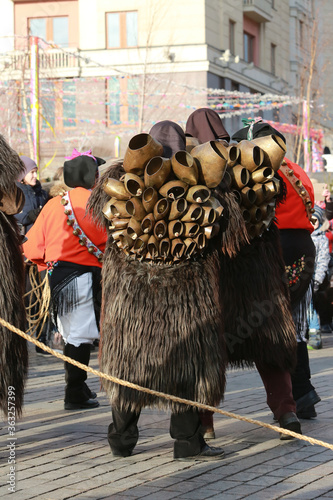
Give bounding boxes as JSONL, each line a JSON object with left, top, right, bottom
{"left": 0, "top": 0, "right": 325, "bottom": 173}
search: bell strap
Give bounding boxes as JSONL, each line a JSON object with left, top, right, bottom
{"left": 61, "top": 191, "right": 103, "bottom": 262}
{"left": 279, "top": 161, "right": 315, "bottom": 222}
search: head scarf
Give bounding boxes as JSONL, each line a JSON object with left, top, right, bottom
{"left": 185, "top": 108, "right": 230, "bottom": 143}
{"left": 149, "top": 121, "right": 186, "bottom": 158}
{"left": 232, "top": 119, "right": 286, "bottom": 144}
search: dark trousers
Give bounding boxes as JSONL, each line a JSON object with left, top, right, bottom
{"left": 108, "top": 407, "right": 205, "bottom": 458}
{"left": 256, "top": 363, "right": 296, "bottom": 420}
{"left": 291, "top": 341, "right": 315, "bottom": 401}
{"left": 199, "top": 363, "right": 296, "bottom": 429}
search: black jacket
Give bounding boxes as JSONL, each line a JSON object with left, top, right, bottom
{"left": 15, "top": 181, "right": 49, "bottom": 234}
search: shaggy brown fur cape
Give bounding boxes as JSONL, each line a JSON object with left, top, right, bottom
{"left": 0, "top": 135, "right": 28, "bottom": 416}
{"left": 99, "top": 242, "right": 226, "bottom": 412}
{"left": 89, "top": 164, "right": 231, "bottom": 412}
{"left": 89, "top": 163, "right": 297, "bottom": 411}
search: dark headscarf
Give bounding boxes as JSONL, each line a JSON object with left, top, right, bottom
{"left": 232, "top": 121, "right": 286, "bottom": 144}
{"left": 149, "top": 121, "right": 186, "bottom": 158}
{"left": 185, "top": 108, "right": 230, "bottom": 143}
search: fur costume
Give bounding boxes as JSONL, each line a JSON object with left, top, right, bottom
{"left": 185, "top": 111, "right": 297, "bottom": 371}
{"left": 0, "top": 135, "right": 28, "bottom": 416}
{"left": 221, "top": 221, "right": 297, "bottom": 370}
{"left": 99, "top": 240, "right": 225, "bottom": 413}
{"left": 89, "top": 162, "right": 232, "bottom": 412}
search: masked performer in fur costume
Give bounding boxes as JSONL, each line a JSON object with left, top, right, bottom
{"left": 23, "top": 150, "right": 107, "bottom": 410}
{"left": 0, "top": 135, "right": 28, "bottom": 417}
{"left": 185, "top": 110, "right": 300, "bottom": 440}
{"left": 88, "top": 120, "right": 252, "bottom": 460}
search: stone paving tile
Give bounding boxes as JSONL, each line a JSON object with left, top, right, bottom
{"left": 0, "top": 341, "right": 332, "bottom": 499}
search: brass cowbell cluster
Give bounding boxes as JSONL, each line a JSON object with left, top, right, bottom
{"left": 102, "top": 133, "right": 228, "bottom": 263}
{"left": 224, "top": 134, "right": 287, "bottom": 238}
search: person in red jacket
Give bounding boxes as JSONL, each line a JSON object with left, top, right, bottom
{"left": 232, "top": 121, "right": 320, "bottom": 420}
{"left": 23, "top": 150, "right": 107, "bottom": 410}
{"left": 188, "top": 111, "right": 300, "bottom": 441}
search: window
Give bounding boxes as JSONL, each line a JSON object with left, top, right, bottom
{"left": 106, "top": 11, "right": 138, "bottom": 48}
{"left": 229, "top": 20, "right": 235, "bottom": 55}
{"left": 231, "top": 80, "right": 239, "bottom": 92}
{"left": 62, "top": 80, "right": 76, "bottom": 128}
{"left": 243, "top": 32, "right": 254, "bottom": 63}
{"left": 299, "top": 20, "right": 303, "bottom": 46}
{"left": 127, "top": 77, "right": 139, "bottom": 123}
{"left": 28, "top": 16, "right": 69, "bottom": 47}
{"left": 41, "top": 80, "right": 55, "bottom": 129}
{"left": 271, "top": 44, "right": 276, "bottom": 75}
{"left": 109, "top": 77, "right": 121, "bottom": 123}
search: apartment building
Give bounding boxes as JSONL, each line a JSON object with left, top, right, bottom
{"left": 0, "top": 0, "right": 316, "bottom": 171}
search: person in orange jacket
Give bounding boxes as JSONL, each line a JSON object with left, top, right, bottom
{"left": 23, "top": 150, "right": 107, "bottom": 410}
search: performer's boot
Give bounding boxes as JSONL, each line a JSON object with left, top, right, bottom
{"left": 64, "top": 343, "right": 99, "bottom": 410}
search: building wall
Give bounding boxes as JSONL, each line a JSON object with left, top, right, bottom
{"left": 79, "top": 0, "right": 206, "bottom": 50}
{"left": 316, "top": 0, "right": 333, "bottom": 149}
{"left": 14, "top": 0, "right": 79, "bottom": 50}
{"left": 0, "top": 0, "right": 15, "bottom": 53}
{"left": 2, "top": 0, "right": 325, "bottom": 174}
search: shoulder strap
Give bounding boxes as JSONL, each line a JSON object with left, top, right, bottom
{"left": 279, "top": 161, "right": 315, "bottom": 222}
{"left": 61, "top": 191, "right": 103, "bottom": 262}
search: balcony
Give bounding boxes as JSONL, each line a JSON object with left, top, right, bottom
{"left": 0, "top": 48, "right": 81, "bottom": 79}
{"left": 243, "top": 0, "right": 274, "bottom": 23}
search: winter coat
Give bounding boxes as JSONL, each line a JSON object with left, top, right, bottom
{"left": 311, "top": 228, "right": 331, "bottom": 286}
{"left": 15, "top": 180, "right": 49, "bottom": 234}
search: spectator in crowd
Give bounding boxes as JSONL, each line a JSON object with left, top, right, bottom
{"left": 309, "top": 205, "right": 332, "bottom": 345}
{"left": 15, "top": 157, "right": 50, "bottom": 355}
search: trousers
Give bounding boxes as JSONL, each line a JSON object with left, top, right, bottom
{"left": 108, "top": 407, "right": 205, "bottom": 458}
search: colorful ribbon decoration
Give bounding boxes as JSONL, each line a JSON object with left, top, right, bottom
{"left": 65, "top": 148, "right": 97, "bottom": 162}
{"left": 241, "top": 117, "right": 263, "bottom": 140}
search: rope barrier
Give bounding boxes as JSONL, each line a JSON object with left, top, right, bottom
{"left": 2, "top": 316, "right": 333, "bottom": 451}
{"left": 24, "top": 264, "right": 51, "bottom": 338}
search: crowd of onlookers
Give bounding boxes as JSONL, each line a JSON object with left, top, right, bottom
{"left": 307, "top": 185, "right": 333, "bottom": 348}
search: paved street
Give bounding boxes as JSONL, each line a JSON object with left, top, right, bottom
{"left": 1, "top": 334, "right": 333, "bottom": 500}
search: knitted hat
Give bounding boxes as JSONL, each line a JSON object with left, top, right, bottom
{"left": 19, "top": 156, "right": 37, "bottom": 181}
{"left": 312, "top": 204, "right": 325, "bottom": 227}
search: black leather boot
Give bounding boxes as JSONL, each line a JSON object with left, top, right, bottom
{"left": 64, "top": 343, "right": 99, "bottom": 410}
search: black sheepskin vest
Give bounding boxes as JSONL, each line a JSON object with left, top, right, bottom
{"left": 221, "top": 222, "right": 297, "bottom": 370}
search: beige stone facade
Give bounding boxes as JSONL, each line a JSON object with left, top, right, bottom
{"left": 0, "top": 0, "right": 325, "bottom": 173}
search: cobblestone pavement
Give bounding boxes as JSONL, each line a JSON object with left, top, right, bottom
{"left": 1, "top": 334, "right": 333, "bottom": 500}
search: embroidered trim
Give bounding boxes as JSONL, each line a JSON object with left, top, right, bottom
{"left": 285, "top": 255, "right": 306, "bottom": 287}
{"left": 46, "top": 260, "right": 58, "bottom": 276}
{"left": 61, "top": 191, "right": 103, "bottom": 262}
{"left": 279, "top": 161, "right": 315, "bottom": 222}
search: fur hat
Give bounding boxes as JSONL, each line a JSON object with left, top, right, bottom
{"left": 64, "top": 150, "right": 105, "bottom": 189}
